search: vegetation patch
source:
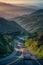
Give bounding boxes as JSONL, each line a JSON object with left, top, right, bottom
{"left": 0, "top": 33, "right": 14, "bottom": 58}
{"left": 25, "top": 32, "right": 43, "bottom": 59}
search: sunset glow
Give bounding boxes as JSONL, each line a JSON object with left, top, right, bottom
{"left": 0, "top": 0, "right": 43, "bottom": 4}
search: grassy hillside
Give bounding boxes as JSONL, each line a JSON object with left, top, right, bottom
{"left": 0, "top": 17, "right": 26, "bottom": 33}
{"left": 25, "top": 32, "right": 43, "bottom": 59}
{"left": 14, "top": 9, "right": 43, "bottom": 33}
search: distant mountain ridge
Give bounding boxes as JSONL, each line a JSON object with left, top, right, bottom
{"left": 32, "top": 9, "right": 43, "bottom": 15}
{"left": 13, "top": 9, "right": 43, "bottom": 33}
{"left": 0, "top": 2, "right": 37, "bottom": 19}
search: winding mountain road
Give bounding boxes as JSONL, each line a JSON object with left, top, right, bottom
{"left": 0, "top": 35, "right": 42, "bottom": 65}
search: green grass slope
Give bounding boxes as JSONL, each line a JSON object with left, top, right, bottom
{"left": 14, "top": 9, "right": 43, "bottom": 33}
{"left": 0, "top": 17, "right": 26, "bottom": 33}
{"left": 25, "top": 32, "right": 43, "bottom": 64}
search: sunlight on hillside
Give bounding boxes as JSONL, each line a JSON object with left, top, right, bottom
{"left": 25, "top": 33, "right": 43, "bottom": 59}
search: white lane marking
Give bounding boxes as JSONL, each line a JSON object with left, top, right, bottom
{"left": 7, "top": 50, "right": 23, "bottom": 65}
{"left": 33, "top": 55, "right": 41, "bottom": 65}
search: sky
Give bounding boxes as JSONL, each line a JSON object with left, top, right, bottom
{"left": 0, "top": 0, "right": 43, "bottom": 4}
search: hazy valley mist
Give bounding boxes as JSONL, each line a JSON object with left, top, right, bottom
{"left": 0, "top": 2, "right": 37, "bottom": 19}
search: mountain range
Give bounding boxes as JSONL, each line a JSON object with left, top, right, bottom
{"left": 0, "top": 2, "right": 37, "bottom": 19}
{"left": 0, "top": 2, "right": 43, "bottom": 33}
{"left": 12, "top": 9, "right": 43, "bottom": 33}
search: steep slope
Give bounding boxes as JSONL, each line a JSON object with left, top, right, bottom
{"left": 13, "top": 9, "right": 43, "bottom": 33}
{"left": 0, "top": 17, "right": 26, "bottom": 33}
{"left": 0, "top": 2, "right": 37, "bottom": 19}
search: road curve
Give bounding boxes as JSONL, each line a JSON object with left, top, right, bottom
{"left": 0, "top": 36, "right": 23, "bottom": 65}
{"left": 0, "top": 35, "right": 42, "bottom": 65}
